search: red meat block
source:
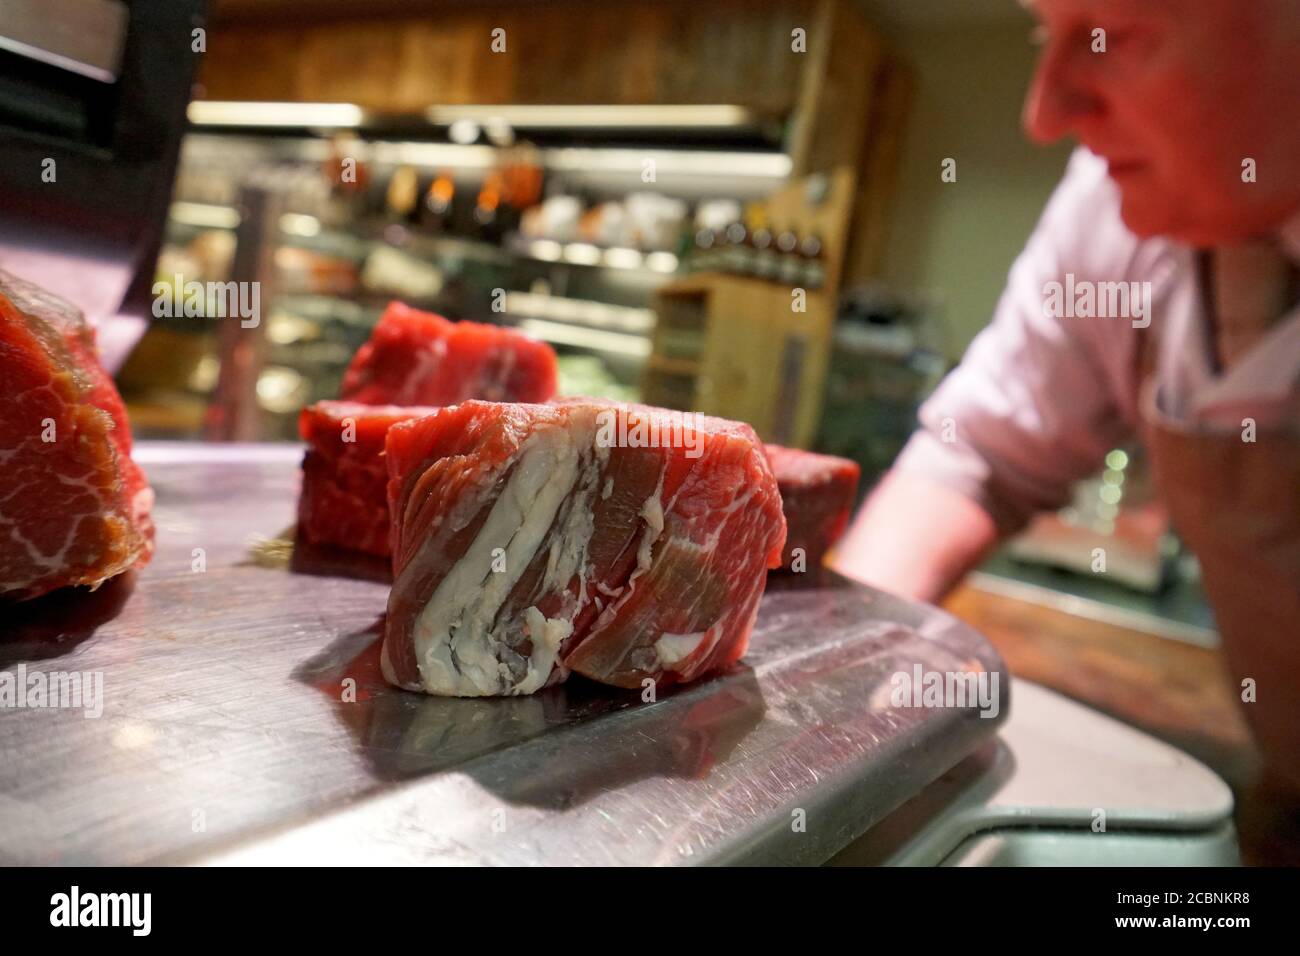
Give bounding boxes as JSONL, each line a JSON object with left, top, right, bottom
{"left": 382, "top": 400, "right": 786, "bottom": 696}
{"left": 764, "top": 444, "right": 860, "bottom": 572}
{"left": 297, "top": 401, "right": 437, "bottom": 557}
{"left": 340, "top": 301, "right": 558, "bottom": 407}
{"left": 0, "top": 270, "right": 154, "bottom": 601}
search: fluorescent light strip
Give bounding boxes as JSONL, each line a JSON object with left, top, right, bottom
{"left": 280, "top": 213, "right": 322, "bottom": 237}
{"left": 518, "top": 318, "right": 651, "bottom": 358}
{"left": 602, "top": 247, "right": 644, "bottom": 270}
{"left": 184, "top": 126, "right": 788, "bottom": 180}
{"left": 505, "top": 292, "right": 654, "bottom": 333}
{"left": 169, "top": 201, "right": 241, "bottom": 230}
{"left": 169, "top": 204, "right": 325, "bottom": 240}
{"left": 513, "top": 237, "right": 678, "bottom": 274}
{"left": 527, "top": 239, "right": 563, "bottom": 262}
{"left": 192, "top": 102, "right": 762, "bottom": 134}
{"left": 368, "top": 140, "right": 499, "bottom": 170}
{"left": 644, "top": 252, "right": 679, "bottom": 274}
{"left": 425, "top": 104, "right": 757, "bottom": 129}
{"left": 544, "top": 146, "right": 791, "bottom": 179}
{"left": 188, "top": 101, "right": 367, "bottom": 128}
{"left": 561, "top": 242, "right": 602, "bottom": 266}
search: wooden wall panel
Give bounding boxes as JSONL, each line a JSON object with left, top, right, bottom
{"left": 788, "top": 0, "right": 884, "bottom": 175}
{"left": 843, "top": 54, "right": 915, "bottom": 283}
{"left": 199, "top": 1, "right": 819, "bottom": 114}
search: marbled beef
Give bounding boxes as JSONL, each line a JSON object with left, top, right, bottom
{"left": 0, "top": 270, "right": 153, "bottom": 601}
{"left": 382, "top": 400, "right": 785, "bottom": 696}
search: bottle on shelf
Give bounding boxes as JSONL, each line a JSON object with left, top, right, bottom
{"left": 691, "top": 227, "right": 717, "bottom": 273}
{"left": 751, "top": 227, "right": 776, "bottom": 279}
{"left": 800, "top": 234, "right": 826, "bottom": 290}
{"left": 420, "top": 171, "right": 456, "bottom": 232}
{"left": 723, "top": 221, "right": 750, "bottom": 275}
{"left": 385, "top": 165, "right": 419, "bottom": 223}
{"left": 743, "top": 206, "right": 773, "bottom": 280}
{"left": 472, "top": 171, "right": 504, "bottom": 242}
{"left": 775, "top": 228, "right": 802, "bottom": 286}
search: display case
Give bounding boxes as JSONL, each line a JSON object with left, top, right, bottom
{"left": 122, "top": 109, "right": 791, "bottom": 440}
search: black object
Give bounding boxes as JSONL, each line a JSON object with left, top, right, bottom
{"left": 0, "top": 0, "right": 207, "bottom": 331}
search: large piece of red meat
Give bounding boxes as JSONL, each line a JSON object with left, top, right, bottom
{"left": 381, "top": 400, "right": 786, "bottom": 696}
{"left": 764, "top": 444, "right": 860, "bottom": 571}
{"left": 0, "top": 270, "right": 154, "bottom": 601}
{"left": 340, "top": 301, "right": 558, "bottom": 407}
{"left": 297, "top": 401, "right": 437, "bottom": 557}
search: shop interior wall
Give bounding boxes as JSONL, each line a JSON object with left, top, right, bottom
{"left": 877, "top": 18, "right": 1072, "bottom": 360}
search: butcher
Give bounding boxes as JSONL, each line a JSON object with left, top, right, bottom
{"left": 833, "top": 0, "right": 1300, "bottom": 861}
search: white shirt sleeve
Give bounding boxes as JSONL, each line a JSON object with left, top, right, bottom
{"left": 893, "top": 149, "right": 1146, "bottom": 533}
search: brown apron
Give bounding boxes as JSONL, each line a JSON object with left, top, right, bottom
{"left": 1136, "top": 270, "right": 1300, "bottom": 860}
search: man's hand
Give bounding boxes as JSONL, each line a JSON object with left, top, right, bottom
{"left": 829, "top": 469, "right": 1000, "bottom": 604}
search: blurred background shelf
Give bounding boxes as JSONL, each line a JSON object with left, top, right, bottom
{"left": 131, "top": 0, "right": 907, "bottom": 446}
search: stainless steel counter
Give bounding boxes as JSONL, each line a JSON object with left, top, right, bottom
{"left": 0, "top": 443, "right": 1006, "bottom": 865}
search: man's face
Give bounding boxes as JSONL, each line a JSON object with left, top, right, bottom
{"left": 1023, "top": 0, "right": 1300, "bottom": 245}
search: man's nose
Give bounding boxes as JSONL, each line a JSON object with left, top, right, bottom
{"left": 1023, "top": 41, "right": 1095, "bottom": 145}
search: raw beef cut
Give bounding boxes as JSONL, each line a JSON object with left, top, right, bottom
{"left": 340, "top": 301, "right": 558, "bottom": 407}
{"left": 0, "top": 270, "right": 154, "bottom": 601}
{"left": 764, "top": 444, "right": 860, "bottom": 571}
{"left": 382, "top": 400, "right": 786, "bottom": 696}
{"left": 297, "top": 401, "right": 438, "bottom": 557}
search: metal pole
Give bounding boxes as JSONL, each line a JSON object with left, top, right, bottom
{"left": 204, "top": 178, "right": 282, "bottom": 441}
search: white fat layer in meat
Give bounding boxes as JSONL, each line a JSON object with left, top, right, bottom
{"left": 410, "top": 420, "right": 597, "bottom": 696}
{"left": 521, "top": 606, "right": 573, "bottom": 691}
{"left": 696, "top": 477, "right": 760, "bottom": 553}
{"left": 655, "top": 631, "right": 706, "bottom": 668}
{"left": 541, "top": 439, "right": 607, "bottom": 609}
{"left": 631, "top": 464, "right": 666, "bottom": 584}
